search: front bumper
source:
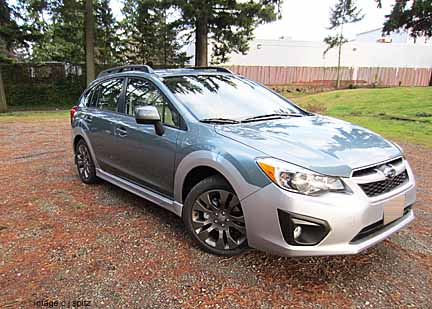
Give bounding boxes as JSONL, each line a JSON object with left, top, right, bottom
{"left": 241, "top": 161, "right": 416, "bottom": 256}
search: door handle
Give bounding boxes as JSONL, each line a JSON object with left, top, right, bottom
{"left": 116, "top": 127, "right": 128, "bottom": 137}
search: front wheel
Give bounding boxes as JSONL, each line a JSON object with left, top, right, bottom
{"left": 183, "top": 176, "right": 248, "bottom": 256}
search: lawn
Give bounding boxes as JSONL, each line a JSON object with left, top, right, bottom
{"left": 0, "top": 110, "right": 68, "bottom": 122}
{"left": 291, "top": 87, "right": 432, "bottom": 147}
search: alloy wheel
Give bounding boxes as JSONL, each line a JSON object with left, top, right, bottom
{"left": 76, "top": 144, "right": 92, "bottom": 180}
{"left": 191, "top": 189, "right": 246, "bottom": 250}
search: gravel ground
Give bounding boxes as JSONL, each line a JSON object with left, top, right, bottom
{"left": 0, "top": 118, "right": 431, "bottom": 308}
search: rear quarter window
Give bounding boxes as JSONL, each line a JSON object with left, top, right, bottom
{"left": 80, "top": 86, "right": 99, "bottom": 108}
{"left": 97, "top": 78, "right": 124, "bottom": 112}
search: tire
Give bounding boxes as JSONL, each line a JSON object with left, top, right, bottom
{"left": 183, "top": 175, "right": 248, "bottom": 256}
{"left": 75, "top": 139, "right": 98, "bottom": 184}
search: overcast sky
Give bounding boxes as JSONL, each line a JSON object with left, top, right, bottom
{"left": 110, "top": 0, "right": 395, "bottom": 41}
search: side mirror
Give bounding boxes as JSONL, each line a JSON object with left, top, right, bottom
{"left": 135, "top": 106, "right": 165, "bottom": 136}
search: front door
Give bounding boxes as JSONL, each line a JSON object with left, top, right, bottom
{"left": 111, "top": 77, "right": 183, "bottom": 198}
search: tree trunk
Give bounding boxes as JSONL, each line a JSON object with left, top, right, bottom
{"left": 0, "top": 70, "right": 7, "bottom": 113}
{"left": 195, "top": 10, "right": 208, "bottom": 66}
{"left": 85, "top": 0, "right": 96, "bottom": 85}
{"left": 336, "top": 41, "right": 342, "bottom": 89}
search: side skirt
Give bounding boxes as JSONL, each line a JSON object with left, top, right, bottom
{"left": 96, "top": 168, "right": 183, "bottom": 217}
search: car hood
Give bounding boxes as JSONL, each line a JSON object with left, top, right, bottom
{"left": 215, "top": 115, "right": 401, "bottom": 177}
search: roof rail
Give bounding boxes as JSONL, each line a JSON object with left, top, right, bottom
{"left": 97, "top": 65, "right": 154, "bottom": 78}
{"left": 190, "top": 66, "right": 233, "bottom": 74}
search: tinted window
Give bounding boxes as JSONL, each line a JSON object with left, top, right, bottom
{"left": 88, "top": 86, "right": 100, "bottom": 107}
{"left": 163, "top": 75, "right": 304, "bottom": 121}
{"left": 97, "top": 78, "right": 123, "bottom": 112}
{"left": 80, "top": 86, "right": 99, "bottom": 108}
{"left": 80, "top": 87, "right": 94, "bottom": 108}
{"left": 125, "top": 78, "right": 180, "bottom": 128}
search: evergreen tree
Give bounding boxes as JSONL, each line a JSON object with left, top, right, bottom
{"left": 1, "top": 0, "right": 38, "bottom": 112}
{"left": 378, "top": 0, "right": 432, "bottom": 40}
{"left": 20, "top": 0, "right": 118, "bottom": 65}
{"left": 95, "top": 0, "right": 118, "bottom": 64}
{"left": 324, "top": 0, "right": 364, "bottom": 88}
{"left": 118, "top": 0, "right": 189, "bottom": 66}
{"left": 166, "top": 0, "right": 282, "bottom": 66}
{"left": 1, "top": 0, "right": 36, "bottom": 62}
{"left": 30, "top": 0, "right": 85, "bottom": 63}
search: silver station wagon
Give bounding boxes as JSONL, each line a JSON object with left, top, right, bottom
{"left": 71, "top": 65, "right": 416, "bottom": 257}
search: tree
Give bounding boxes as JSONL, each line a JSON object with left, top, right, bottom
{"left": 378, "top": 0, "right": 432, "bottom": 40}
{"left": 0, "top": 70, "right": 6, "bottom": 113}
{"left": 20, "top": 0, "right": 118, "bottom": 65}
{"left": 168, "top": 0, "right": 282, "bottom": 66}
{"left": 1, "top": 0, "right": 37, "bottom": 112}
{"left": 94, "top": 0, "right": 118, "bottom": 64}
{"left": 29, "top": 0, "right": 85, "bottom": 63}
{"left": 1, "top": 0, "right": 36, "bottom": 62}
{"left": 85, "top": 0, "right": 95, "bottom": 84}
{"left": 324, "top": 0, "right": 364, "bottom": 88}
{"left": 157, "top": 11, "right": 191, "bottom": 66}
{"left": 118, "top": 0, "right": 189, "bottom": 66}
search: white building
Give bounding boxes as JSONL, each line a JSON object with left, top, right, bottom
{"left": 221, "top": 29, "right": 432, "bottom": 68}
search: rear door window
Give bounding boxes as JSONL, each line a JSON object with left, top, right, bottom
{"left": 97, "top": 78, "right": 124, "bottom": 112}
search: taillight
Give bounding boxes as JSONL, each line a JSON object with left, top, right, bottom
{"left": 70, "top": 105, "right": 78, "bottom": 124}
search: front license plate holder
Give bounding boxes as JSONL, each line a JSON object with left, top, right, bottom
{"left": 383, "top": 194, "right": 406, "bottom": 225}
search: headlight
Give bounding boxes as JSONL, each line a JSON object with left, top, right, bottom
{"left": 391, "top": 141, "right": 404, "bottom": 156}
{"left": 257, "top": 158, "right": 348, "bottom": 196}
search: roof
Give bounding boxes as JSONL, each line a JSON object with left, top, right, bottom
{"left": 356, "top": 28, "right": 382, "bottom": 36}
{"left": 97, "top": 65, "right": 233, "bottom": 79}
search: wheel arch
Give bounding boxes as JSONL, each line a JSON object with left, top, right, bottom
{"left": 72, "top": 128, "right": 99, "bottom": 169}
{"left": 181, "top": 166, "right": 231, "bottom": 204}
{"left": 73, "top": 134, "right": 84, "bottom": 152}
{"left": 174, "top": 151, "right": 261, "bottom": 205}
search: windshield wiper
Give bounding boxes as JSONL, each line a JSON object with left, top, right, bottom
{"left": 241, "top": 113, "right": 303, "bottom": 123}
{"left": 199, "top": 117, "right": 240, "bottom": 124}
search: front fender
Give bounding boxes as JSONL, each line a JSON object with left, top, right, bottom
{"left": 174, "top": 150, "right": 263, "bottom": 204}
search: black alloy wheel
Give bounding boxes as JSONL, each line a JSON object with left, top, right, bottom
{"left": 183, "top": 176, "right": 248, "bottom": 256}
{"left": 75, "top": 139, "right": 98, "bottom": 184}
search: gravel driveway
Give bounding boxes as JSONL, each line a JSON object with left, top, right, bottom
{"left": 0, "top": 117, "right": 431, "bottom": 307}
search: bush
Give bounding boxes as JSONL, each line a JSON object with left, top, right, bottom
{"left": 4, "top": 78, "right": 85, "bottom": 110}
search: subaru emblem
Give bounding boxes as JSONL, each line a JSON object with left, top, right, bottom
{"left": 382, "top": 165, "right": 397, "bottom": 179}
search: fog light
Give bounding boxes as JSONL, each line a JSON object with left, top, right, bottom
{"left": 278, "top": 210, "right": 330, "bottom": 246}
{"left": 293, "top": 225, "right": 302, "bottom": 240}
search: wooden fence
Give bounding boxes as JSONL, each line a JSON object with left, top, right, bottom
{"left": 226, "top": 65, "right": 432, "bottom": 87}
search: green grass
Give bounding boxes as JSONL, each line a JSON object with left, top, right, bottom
{"left": 0, "top": 110, "right": 69, "bottom": 121}
{"left": 291, "top": 87, "right": 432, "bottom": 147}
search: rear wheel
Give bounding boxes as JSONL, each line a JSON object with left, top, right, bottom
{"left": 75, "top": 139, "right": 98, "bottom": 184}
{"left": 183, "top": 176, "right": 248, "bottom": 256}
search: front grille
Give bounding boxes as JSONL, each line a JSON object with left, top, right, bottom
{"left": 352, "top": 157, "right": 403, "bottom": 178}
{"left": 359, "top": 170, "right": 409, "bottom": 197}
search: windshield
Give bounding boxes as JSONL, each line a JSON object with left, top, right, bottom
{"left": 163, "top": 75, "right": 304, "bottom": 121}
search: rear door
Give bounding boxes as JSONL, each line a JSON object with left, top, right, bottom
{"left": 110, "top": 77, "right": 183, "bottom": 198}
{"left": 85, "top": 78, "right": 125, "bottom": 174}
